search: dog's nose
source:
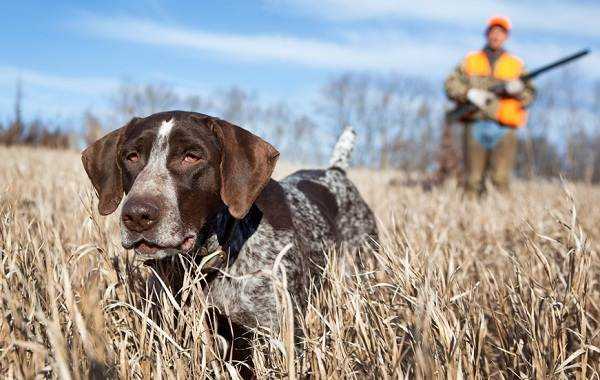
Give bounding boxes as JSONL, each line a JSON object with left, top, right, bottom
{"left": 121, "top": 199, "right": 160, "bottom": 233}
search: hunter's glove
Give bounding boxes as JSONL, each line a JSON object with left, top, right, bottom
{"left": 467, "top": 88, "right": 496, "bottom": 109}
{"left": 467, "top": 88, "right": 499, "bottom": 119}
{"left": 504, "top": 79, "right": 525, "bottom": 96}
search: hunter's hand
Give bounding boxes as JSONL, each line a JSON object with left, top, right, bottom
{"left": 467, "top": 88, "right": 496, "bottom": 109}
{"left": 504, "top": 79, "right": 525, "bottom": 95}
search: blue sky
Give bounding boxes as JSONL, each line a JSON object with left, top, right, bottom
{"left": 1, "top": 0, "right": 599, "bottom": 127}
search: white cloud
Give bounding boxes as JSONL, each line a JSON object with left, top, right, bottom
{"left": 79, "top": 15, "right": 413, "bottom": 71}
{"left": 0, "top": 66, "right": 119, "bottom": 95}
{"left": 77, "top": 14, "right": 600, "bottom": 79}
{"left": 268, "top": 0, "right": 600, "bottom": 39}
{"left": 75, "top": 15, "right": 485, "bottom": 76}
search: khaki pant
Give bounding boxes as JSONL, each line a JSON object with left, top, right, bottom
{"left": 463, "top": 124, "right": 517, "bottom": 195}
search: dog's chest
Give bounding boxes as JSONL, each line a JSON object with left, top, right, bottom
{"left": 205, "top": 221, "right": 303, "bottom": 329}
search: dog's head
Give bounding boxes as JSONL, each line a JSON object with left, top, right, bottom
{"left": 82, "top": 111, "right": 279, "bottom": 260}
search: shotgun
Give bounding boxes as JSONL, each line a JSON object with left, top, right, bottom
{"left": 446, "top": 49, "right": 590, "bottom": 123}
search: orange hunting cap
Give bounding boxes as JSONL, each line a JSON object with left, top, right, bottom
{"left": 487, "top": 16, "right": 511, "bottom": 32}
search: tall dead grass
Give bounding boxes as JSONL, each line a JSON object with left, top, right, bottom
{"left": 0, "top": 146, "right": 599, "bottom": 378}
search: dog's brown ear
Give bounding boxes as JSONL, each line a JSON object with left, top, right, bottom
{"left": 210, "top": 118, "right": 279, "bottom": 219}
{"left": 81, "top": 121, "right": 132, "bottom": 215}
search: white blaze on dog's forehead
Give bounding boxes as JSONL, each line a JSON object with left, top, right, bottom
{"left": 152, "top": 119, "right": 174, "bottom": 155}
{"left": 158, "top": 119, "right": 174, "bottom": 139}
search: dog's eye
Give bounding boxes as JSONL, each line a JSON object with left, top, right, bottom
{"left": 183, "top": 152, "right": 201, "bottom": 164}
{"left": 126, "top": 152, "right": 140, "bottom": 162}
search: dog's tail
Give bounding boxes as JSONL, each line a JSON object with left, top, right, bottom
{"left": 329, "top": 126, "right": 356, "bottom": 171}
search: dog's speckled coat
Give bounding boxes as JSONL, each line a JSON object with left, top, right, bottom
{"left": 82, "top": 112, "right": 378, "bottom": 332}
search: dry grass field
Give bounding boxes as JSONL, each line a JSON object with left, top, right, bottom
{"left": 1, "top": 145, "right": 600, "bottom": 379}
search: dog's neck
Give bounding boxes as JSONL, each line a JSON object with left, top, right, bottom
{"left": 197, "top": 204, "right": 263, "bottom": 270}
{"left": 145, "top": 204, "right": 264, "bottom": 293}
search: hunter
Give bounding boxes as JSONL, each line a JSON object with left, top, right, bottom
{"left": 445, "top": 16, "right": 536, "bottom": 195}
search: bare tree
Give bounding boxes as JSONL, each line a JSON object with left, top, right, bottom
{"left": 84, "top": 111, "right": 103, "bottom": 146}
{"left": 14, "top": 78, "right": 23, "bottom": 130}
{"left": 318, "top": 73, "right": 439, "bottom": 169}
{"left": 112, "top": 82, "right": 180, "bottom": 122}
{"left": 319, "top": 74, "right": 353, "bottom": 136}
{"left": 1, "top": 79, "right": 25, "bottom": 145}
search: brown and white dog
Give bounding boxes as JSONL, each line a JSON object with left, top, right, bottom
{"left": 82, "top": 110, "right": 378, "bottom": 331}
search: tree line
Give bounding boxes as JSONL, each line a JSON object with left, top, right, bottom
{"left": 2, "top": 72, "right": 599, "bottom": 183}
{"left": 0, "top": 80, "right": 71, "bottom": 149}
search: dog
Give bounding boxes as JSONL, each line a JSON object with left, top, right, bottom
{"left": 82, "top": 110, "right": 378, "bottom": 333}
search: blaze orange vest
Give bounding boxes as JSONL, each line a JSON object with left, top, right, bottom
{"left": 463, "top": 51, "right": 527, "bottom": 128}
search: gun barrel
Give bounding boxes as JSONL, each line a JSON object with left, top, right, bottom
{"left": 522, "top": 49, "right": 590, "bottom": 81}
